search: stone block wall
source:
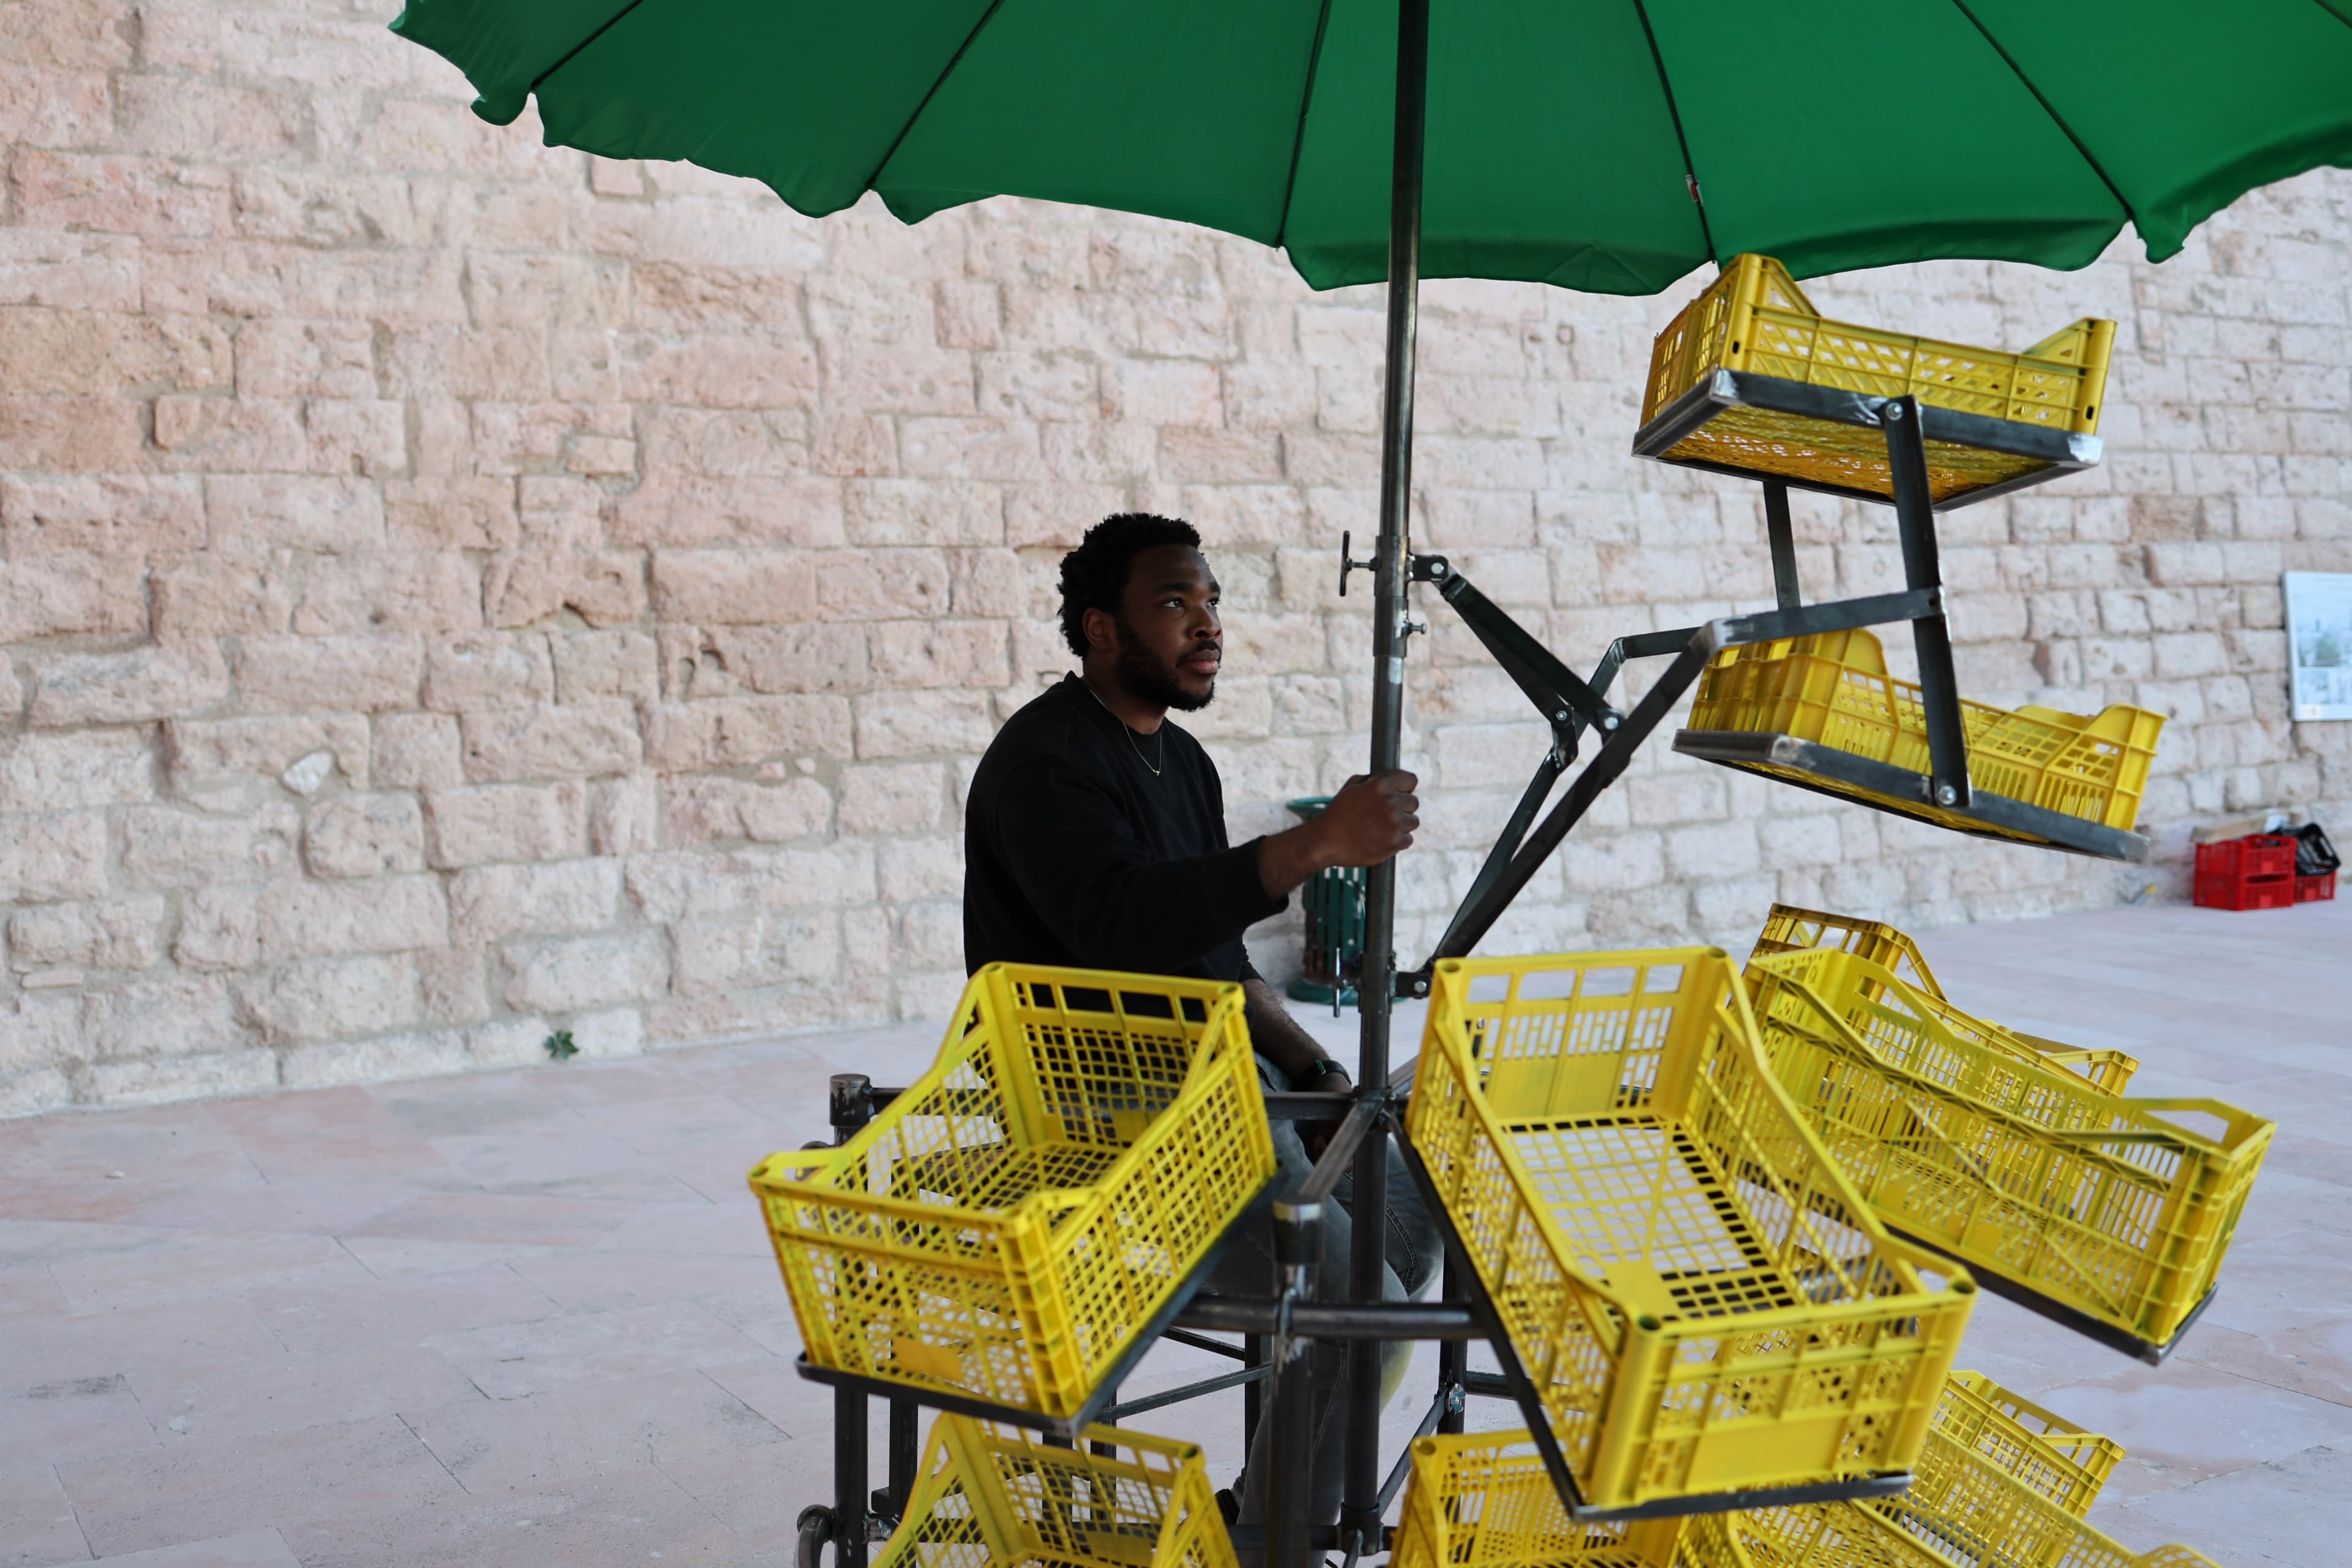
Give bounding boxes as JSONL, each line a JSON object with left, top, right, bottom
{"left": 2, "top": 0, "right": 2348, "bottom": 1111}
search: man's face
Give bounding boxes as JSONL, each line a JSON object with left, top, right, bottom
{"left": 1096, "top": 543, "right": 1221, "bottom": 713}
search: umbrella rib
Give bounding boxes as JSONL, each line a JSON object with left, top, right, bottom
{"left": 1629, "top": 0, "right": 1717, "bottom": 265}
{"left": 1944, "top": 0, "right": 2140, "bottom": 232}
{"left": 861, "top": 0, "right": 1014, "bottom": 194}
{"left": 1272, "top": 0, "right": 1338, "bottom": 249}
{"left": 526, "top": 0, "right": 658, "bottom": 96}
{"left": 2310, "top": 0, "right": 2352, "bottom": 28}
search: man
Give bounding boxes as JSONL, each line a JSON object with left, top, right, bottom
{"left": 964, "top": 511, "right": 1434, "bottom": 1548}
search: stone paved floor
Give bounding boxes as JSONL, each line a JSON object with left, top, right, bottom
{"left": 3, "top": 897, "right": 2345, "bottom": 1567}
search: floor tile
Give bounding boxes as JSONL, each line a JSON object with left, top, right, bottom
{"left": 2031, "top": 1358, "right": 2352, "bottom": 1507}
{"left": 0, "top": 1463, "right": 87, "bottom": 1568}
{"left": 402, "top": 1365, "right": 789, "bottom": 1495}
{"left": 47, "top": 1232, "right": 372, "bottom": 1317}
{"left": 343, "top": 1194, "right": 647, "bottom": 1252}
{"left": 244, "top": 1266, "right": 557, "bottom": 1359}
{"left": 0, "top": 1374, "right": 156, "bottom": 1469}
{"left": 86, "top": 1529, "right": 299, "bottom": 1566}
{"left": 273, "top": 1466, "right": 742, "bottom": 1568}
{"left": 127, "top": 1339, "right": 483, "bottom": 1446}
{"left": 505, "top": 1249, "right": 774, "bottom": 1315}
{"left": 53, "top": 1417, "right": 459, "bottom": 1559}
{"left": 2093, "top": 1441, "right": 2346, "bottom": 1567}
{"left": 0, "top": 1267, "right": 66, "bottom": 1322}
{"left": 422, "top": 1301, "right": 769, "bottom": 1400}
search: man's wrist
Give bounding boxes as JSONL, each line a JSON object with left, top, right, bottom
{"left": 1298, "top": 1056, "right": 1350, "bottom": 1088}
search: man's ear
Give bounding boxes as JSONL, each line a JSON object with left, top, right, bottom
{"left": 1082, "top": 606, "right": 1119, "bottom": 654}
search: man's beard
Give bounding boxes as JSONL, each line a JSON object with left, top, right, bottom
{"left": 1114, "top": 620, "right": 1215, "bottom": 712}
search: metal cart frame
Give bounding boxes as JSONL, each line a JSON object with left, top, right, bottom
{"left": 788, "top": 3, "right": 2136, "bottom": 1562}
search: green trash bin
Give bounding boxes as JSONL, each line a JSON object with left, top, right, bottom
{"left": 1283, "top": 796, "right": 1364, "bottom": 1008}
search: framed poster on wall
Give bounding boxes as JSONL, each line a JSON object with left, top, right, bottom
{"left": 2287, "top": 571, "right": 2352, "bottom": 722}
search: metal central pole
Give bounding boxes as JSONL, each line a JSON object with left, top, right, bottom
{"left": 1340, "top": 0, "right": 1428, "bottom": 1553}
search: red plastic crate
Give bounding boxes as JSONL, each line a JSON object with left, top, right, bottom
{"left": 2194, "top": 834, "right": 2300, "bottom": 911}
{"left": 2295, "top": 870, "right": 2336, "bottom": 903}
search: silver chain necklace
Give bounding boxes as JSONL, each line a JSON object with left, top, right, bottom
{"left": 1084, "top": 680, "right": 1164, "bottom": 777}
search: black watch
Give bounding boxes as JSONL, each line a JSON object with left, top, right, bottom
{"left": 1300, "top": 1058, "right": 1349, "bottom": 1086}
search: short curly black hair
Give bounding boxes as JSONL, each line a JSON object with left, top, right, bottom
{"left": 1057, "top": 513, "right": 1202, "bottom": 656}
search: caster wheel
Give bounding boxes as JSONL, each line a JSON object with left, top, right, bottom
{"left": 795, "top": 1504, "right": 836, "bottom": 1568}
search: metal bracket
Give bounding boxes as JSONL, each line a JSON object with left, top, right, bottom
{"left": 1337, "top": 529, "right": 1378, "bottom": 599}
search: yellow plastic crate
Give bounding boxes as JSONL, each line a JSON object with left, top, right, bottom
{"left": 1743, "top": 949, "right": 2272, "bottom": 1355}
{"left": 1404, "top": 949, "right": 1975, "bottom": 1515}
{"left": 1392, "top": 1433, "right": 1692, "bottom": 1568}
{"left": 748, "top": 963, "right": 1276, "bottom": 1420}
{"left": 1751, "top": 905, "right": 2138, "bottom": 1093}
{"left": 1679, "top": 1374, "right": 2222, "bottom": 1568}
{"left": 1640, "top": 254, "right": 2114, "bottom": 505}
{"left": 872, "top": 1413, "right": 1236, "bottom": 1568}
{"left": 1686, "top": 627, "right": 2164, "bottom": 839}
{"left": 1934, "top": 1372, "right": 2120, "bottom": 1520}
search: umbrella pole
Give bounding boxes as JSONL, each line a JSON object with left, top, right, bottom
{"left": 1343, "top": 0, "right": 1430, "bottom": 1557}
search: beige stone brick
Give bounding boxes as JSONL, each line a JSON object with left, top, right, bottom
{"left": 449, "top": 859, "right": 621, "bottom": 946}
{"left": 853, "top": 690, "right": 995, "bottom": 760}
{"left": 663, "top": 775, "right": 832, "bottom": 845}
{"left": 372, "top": 712, "right": 464, "bottom": 791}
{"left": 665, "top": 624, "right": 868, "bottom": 697}
{"left": 236, "top": 954, "right": 418, "bottom": 1046}
{"left": 612, "top": 475, "right": 846, "bottom": 549}
{"left": 175, "top": 884, "right": 260, "bottom": 971}
{"left": 385, "top": 477, "right": 521, "bottom": 552}
{"left": 257, "top": 874, "right": 447, "bottom": 960}
{"left": 167, "top": 714, "right": 360, "bottom": 792}
{"left": 152, "top": 551, "right": 298, "bottom": 637}
{"left": 835, "top": 763, "right": 944, "bottom": 835}
{"left": 0, "top": 729, "right": 153, "bottom": 813}
{"left": 458, "top": 701, "right": 642, "bottom": 781}
{"left": 644, "top": 696, "right": 853, "bottom": 768}
{"left": 236, "top": 635, "right": 423, "bottom": 713}
{"left": 279, "top": 1028, "right": 470, "bottom": 1090}
{"left": 303, "top": 793, "right": 426, "bottom": 878}
{"left": 590, "top": 772, "right": 658, "bottom": 856}
{"left": 9, "top": 896, "right": 165, "bottom": 971}
{"left": 418, "top": 946, "right": 489, "bottom": 1025}
{"left": 650, "top": 549, "right": 816, "bottom": 624}
{"left": 83, "top": 970, "right": 244, "bottom": 1061}
{"left": 0, "top": 555, "right": 145, "bottom": 642}
{"left": 0, "top": 472, "right": 205, "bottom": 554}
{"left": 548, "top": 631, "right": 658, "bottom": 705}
{"left": 501, "top": 930, "right": 668, "bottom": 1012}
{"left": 202, "top": 474, "right": 384, "bottom": 551}
{"left": 867, "top": 622, "right": 1009, "bottom": 689}
{"left": 0, "top": 995, "right": 83, "bottom": 1076}
{"left": 877, "top": 835, "right": 962, "bottom": 902}
{"left": 424, "top": 781, "right": 587, "bottom": 867}
{"left": 295, "top": 554, "right": 482, "bottom": 636}
{"left": 77, "top": 1050, "right": 277, "bottom": 1108}
{"left": 24, "top": 644, "right": 225, "bottom": 728}
{"left": 122, "top": 805, "right": 296, "bottom": 888}
{"left": 424, "top": 633, "right": 555, "bottom": 712}
{"left": 0, "top": 811, "right": 107, "bottom": 903}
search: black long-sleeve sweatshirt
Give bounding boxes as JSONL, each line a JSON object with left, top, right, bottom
{"left": 962, "top": 674, "right": 1286, "bottom": 980}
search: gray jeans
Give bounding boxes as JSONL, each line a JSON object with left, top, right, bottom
{"left": 1208, "top": 1054, "right": 1441, "bottom": 1559}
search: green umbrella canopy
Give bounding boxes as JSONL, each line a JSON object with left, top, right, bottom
{"left": 391, "top": 0, "right": 2352, "bottom": 294}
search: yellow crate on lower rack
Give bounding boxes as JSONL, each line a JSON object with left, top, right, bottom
{"left": 1743, "top": 949, "right": 2272, "bottom": 1356}
{"left": 1934, "top": 1372, "right": 2120, "bottom": 1520}
{"left": 748, "top": 963, "right": 1276, "bottom": 1422}
{"left": 873, "top": 1413, "right": 1236, "bottom": 1568}
{"left": 1405, "top": 949, "right": 1975, "bottom": 1515}
{"left": 1751, "top": 905, "right": 2138, "bottom": 1092}
{"left": 1391, "top": 1433, "right": 1692, "bottom": 1568}
{"left": 1685, "top": 628, "right": 2164, "bottom": 839}
{"left": 1638, "top": 253, "right": 2113, "bottom": 506}
{"left": 1678, "top": 1373, "right": 2223, "bottom": 1568}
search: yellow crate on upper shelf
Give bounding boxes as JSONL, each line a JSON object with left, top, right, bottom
{"left": 1751, "top": 905, "right": 2138, "bottom": 1092}
{"left": 1684, "top": 626, "right": 2165, "bottom": 840}
{"left": 748, "top": 963, "right": 1275, "bottom": 1422}
{"left": 1404, "top": 948, "right": 1975, "bottom": 1516}
{"left": 1678, "top": 1373, "right": 2225, "bottom": 1568}
{"left": 1639, "top": 253, "right": 2114, "bottom": 506}
{"left": 872, "top": 1412, "right": 1236, "bottom": 1568}
{"left": 1743, "top": 948, "right": 2272, "bottom": 1358}
{"left": 1392, "top": 1433, "right": 1687, "bottom": 1568}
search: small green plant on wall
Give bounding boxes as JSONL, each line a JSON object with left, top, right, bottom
{"left": 544, "top": 1030, "right": 578, "bottom": 1061}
